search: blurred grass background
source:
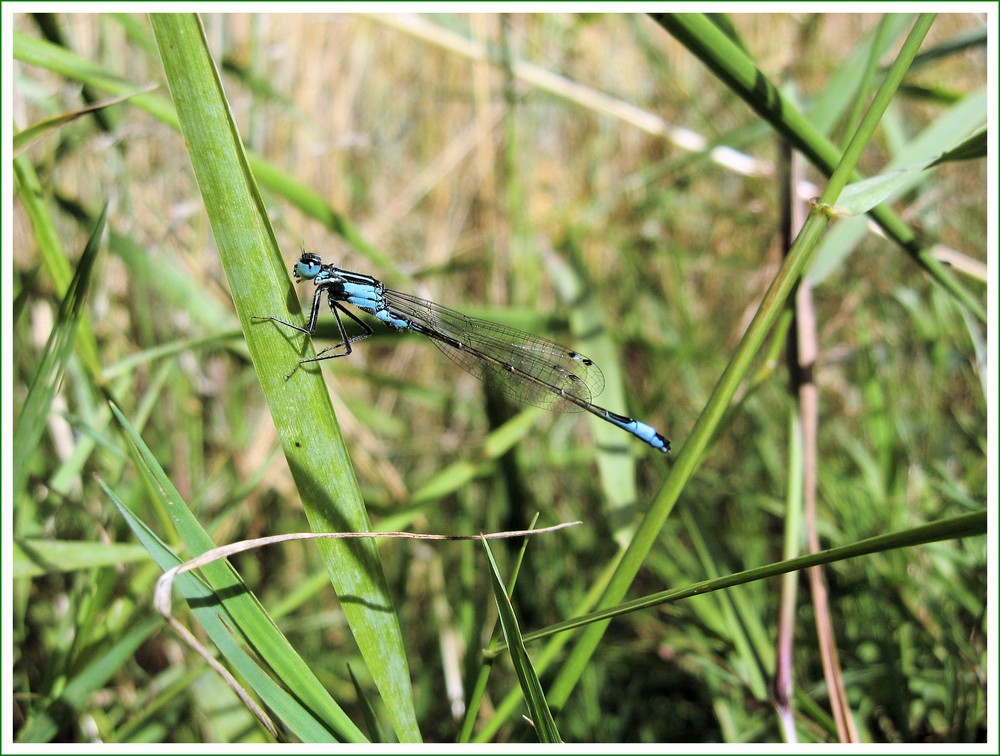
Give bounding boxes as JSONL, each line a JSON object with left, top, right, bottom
{"left": 9, "top": 12, "right": 989, "bottom": 744}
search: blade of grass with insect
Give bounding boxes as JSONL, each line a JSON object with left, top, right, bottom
{"left": 12, "top": 13, "right": 984, "bottom": 743}
{"left": 148, "top": 14, "right": 419, "bottom": 741}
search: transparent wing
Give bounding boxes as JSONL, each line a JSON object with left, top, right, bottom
{"left": 383, "top": 289, "right": 604, "bottom": 412}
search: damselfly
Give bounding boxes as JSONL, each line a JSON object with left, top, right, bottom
{"left": 254, "top": 252, "right": 670, "bottom": 453}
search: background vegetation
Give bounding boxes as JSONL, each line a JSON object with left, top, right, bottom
{"left": 10, "top": 12, "right": 989, "bottom": 744}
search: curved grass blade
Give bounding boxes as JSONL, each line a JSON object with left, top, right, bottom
{"left": 107, "top": 401, "right": 365, "bottom": 742}
{"left": 13, "top": 85, "right": 157, "bottom": 157}
{"left": 13, "top": 204, "right": 105, "bottom": 500}
{"left": 835, "top": 105, "right": 987, "bottom": 216}
{"left": 106, "top": 481, "right": 329, "bottom": 742}
{"left": 482, "top": 540, "right": 561, "bottom": 743}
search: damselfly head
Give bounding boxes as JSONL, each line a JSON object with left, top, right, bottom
{"left": 293, "top": 252, "right": 323, "bottom": 282}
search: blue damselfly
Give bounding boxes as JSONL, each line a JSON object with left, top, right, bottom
{"left": 255, "top": 253, "right": 669, "bottom": 453}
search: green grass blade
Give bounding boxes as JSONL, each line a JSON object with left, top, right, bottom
{"left": 347, "top": 664, "right": 390, "bottom": 743}
{"left": 107, "top": 401, "right": 365, "bottom": 742}
{"left": 147, "top": 14, "right": 418, "bottom": 741}
{"left": 102, "top": 478, "right": 341, "bottom": 742}
{"left": 517, "top": 510, "right": 986, "bottom": 643}
{"left": 931, "top": 126, "right": 986, "bottom": 163}
{"left": 808, "top": 87, "right": 986, "bottom": 282}
{"left": 833, "top": 99, "right": 987, "bottom": 216}
{"left": 804, "top": 15, "right": 914, "bottom": 135}
{"left": 483, "top": 540, "right": 561, "bottom": 743}
{"left": 13, "top": 539, "right": 151, "bottom": 579}
{"left": 13, "top": 30, "right": 179, "bottom": 126}
{"left": 13, "top": 86, "right": 154, "bottom": 156}
{"left": 107, "top": 229, "right": 239, "bottom": 334}
{"left": 544, "top": 249, "right": 650, "bottom": 543}
{"left": 13, "top": 204, "right": 105, "bottom": 500}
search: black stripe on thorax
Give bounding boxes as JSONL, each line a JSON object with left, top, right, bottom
{"left": 330, "top": 267, "right": 380, "bottom": 287}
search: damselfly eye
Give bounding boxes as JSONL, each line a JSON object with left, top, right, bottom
{"left": 294, "top": 260, "right": 322, "bottom": 280}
